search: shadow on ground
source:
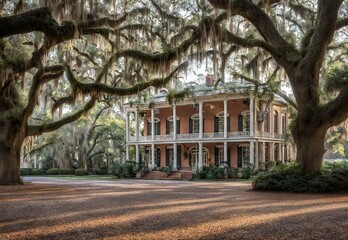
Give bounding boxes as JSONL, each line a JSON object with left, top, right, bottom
{"left": 0, "top": 177, "right": 347, "bottom": 239}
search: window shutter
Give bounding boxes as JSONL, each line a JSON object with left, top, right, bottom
{"left": 238, "top": 115, "right": 243, "bottom": 131}
{"left": 214, "top": 147, "right": 219, "bottom": 166}
{"left": 177, "top": 145, "right": 181, "bottom": 168}
{"left": 147, "top": 121, "right": 151, "bottom": 135}
{"left": 166, "top": 147, "right": 170, "bottom": 166}
{"left": 214, "top": 116, "right": 218, "bottom": 133}
{"left": 177, "top": 119, "right": 180, "bottom": 134}
{"left": 157, "top": 121, "right": 161, "bottom": 135}
{"left": 156, "top": 148, "right": 161, "bottom": 167}
{"left": 237, "top": 146, "right": 243, "bottom": 168}
{"left": 166, "top": 120, "right": 169, "bottom": 134}
{"left": 203, "top": 118, "right": 205, "bottom": 133}
{"left": 189, "top": 118, "right": 193, "bottom": 133}
{"left": 227, "top": 116, "right": 231, "bottom": 132}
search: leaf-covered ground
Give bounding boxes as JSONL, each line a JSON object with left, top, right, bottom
{"left": 0, "top": 177, "right": 347, "bottom": 239}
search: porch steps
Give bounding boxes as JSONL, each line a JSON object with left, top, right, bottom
{"left": 142, "top": 171, "right": 167, "bottom": 180}
{"left": 180, "top": 171, "right": 193, "bottom": 180}
{"left": 167, "top": 172, "right": 182, "bottom": 180}
{"left": 141, "top": 171, "right": 191, "bottom": 180}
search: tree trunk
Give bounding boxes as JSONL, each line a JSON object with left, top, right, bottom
{"left": 0, "top": 81, "right": 25, "bottom": 185}
{"left": 0, "top": 121, "right": 23, "bottom": 185}
{"left": 292, "top": 119, "right": 327, "bottom": 175}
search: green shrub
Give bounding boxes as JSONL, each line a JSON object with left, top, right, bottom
{"left": 93, "top": 167, "right": 108, "bottom": 175}
{"left": 20, "top": 168, "right": 31, "bottom": 176}
{"left": 108, "top": 161, "right": 137, "bottom": 178}
{"left": 59, "top": 169, "right": 75, "bottom": 175}
{"left": 31, "top": 169, "right": 44, "bottom": 175}
{"left": 159, "top": 166, "right": 172, "bottom": 175}
{"left": 228, "top": 168, "right": 239, "bottom": 179}
{"left": 46, "top": 168, "right": 60, "bottom": 175}
{"left": 252, "top": 161, "right": 348, "bottom": 192}
{"left": 194, "top": 166, "right": 225, "bottom": 179}
{"left": 75, "top": 168, "right": 88, "bottom": 176}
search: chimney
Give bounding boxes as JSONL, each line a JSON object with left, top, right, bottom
{"left": 206, "top": 74, "right": 215, "bottom": 87}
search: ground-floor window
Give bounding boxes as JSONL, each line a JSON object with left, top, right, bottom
{"left": 274, "top": 143, "right": 279, "bottom": 161}
{"left": 214, "top": 145, "right": 230, "bottom": 167}
{"left": 237, "top": 145, "right": 250, "bottom": 168}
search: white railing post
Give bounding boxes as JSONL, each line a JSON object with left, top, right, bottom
{"left": 199, "top": 101, "right": 203, "bottom": 139}
{"left": 250, "top": 96, "right": 254, "bottom": 137}
{"left": 173, "top": 104, "right": 177, "bottom": 140}
{"left": 173, "top": 143, "right": 178, "bottom": 171}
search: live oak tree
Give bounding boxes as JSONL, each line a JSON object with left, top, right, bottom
{"left": 0, "top": 0, "right": 347, "bottom": 184}
{"left": 0, "top": 0, "right": 191, "bottom": 184}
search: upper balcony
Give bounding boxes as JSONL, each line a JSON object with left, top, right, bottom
{"left": 129, "top": 131, "right": 285, "bottom": 144}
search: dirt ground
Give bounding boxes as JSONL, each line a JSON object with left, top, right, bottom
{"left": 0, "top": 177, "right": 347, "bottom": 240}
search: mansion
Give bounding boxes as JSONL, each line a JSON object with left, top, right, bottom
{"left": 123, "top": 76, "right": 295, "bottom": 174}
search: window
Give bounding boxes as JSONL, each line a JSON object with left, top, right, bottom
{"left": 190, "top": 114, "right": 200, "bottom": 134}
{"left": 274, "top": 111, "right": 279, "bottom": 133}
{"left": 238, "top": 110, "right": 250, "bottom": 132}
{"left": 264, "top": 111, "right": 269, "bottom": 132}
{"left": 274, "top": 143, "right": 279, "bottom": 161}
{"left": 166, "top": 147, "right": 174, "bottom": 167}
{"left": 147, "top": 118, "right": 160, "bottom": 135}
{"left": 166, "top": 116, "right": 180, "bottom": 134}
{"left": 215, "top": 112, "right": 230, "bottom": 133}
{"left": 238, "top": 145, "right": 250, "bottom": 167}
{"left": 282, "top": 114, "right": 286, "bottom": 134}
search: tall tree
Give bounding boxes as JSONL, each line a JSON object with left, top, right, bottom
{"left": 0, "top": 0, "right": 189, "bottom": 184}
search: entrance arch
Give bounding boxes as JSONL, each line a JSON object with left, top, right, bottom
{"left": 189, "top": 146, "right": 209, "bottom": 170}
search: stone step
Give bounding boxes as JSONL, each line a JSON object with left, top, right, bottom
{"left": 167, "top": 172, "right": 182, "bottom": 180}
{"left": 142, "top": 171, "right": 168, "bottom": 180}
{"left": 180, "top": 171, "right": 193, "bottom": 180}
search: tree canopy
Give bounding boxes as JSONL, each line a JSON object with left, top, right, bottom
{"left": 0, "top": 0, "right": 347, "bottom": 184}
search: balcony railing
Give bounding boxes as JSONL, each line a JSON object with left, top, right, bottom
{"left": 129, "top": 131, "right": 284, "bottom": 142}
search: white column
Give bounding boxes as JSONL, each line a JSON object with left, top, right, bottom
{"left": 250, "top": 97, "right": 254, "bottom": 137}
{"left": 262, "top": 142, "right": 266, "bottom": 170}
{"left": 173, "top": 143, "right": 178, "bottom": 171}
{"left": 151, "top": 108, "right": 155, "bottom": 141}
{"left": 282, "top": 143, "right": 285, "bottom": 163}
{"left": 250, "top": 141, "right": 254, "bottom": 166}
{"left": 224, "top": 99, "right": 228, "bottom": 138}
{"left": 198, "top": 142, "right": 203, "bottom": 170}
{"left": 125, "top": 111, "right": 130, "bottom": 163}
{"left": 135, "top": 144, "right": 139, "bottom": 164}
{"left": 126, "top": 111, "right": 130, "bottom": 142}
{"left": 255, "top": 141, "right": 259, "bottom": 169}
{"left": 151, "top": 144, "right": 155, "bottom": 169}
{"left": 224, "top": 141, "right": 228, "bottom": 166}
{"left": 34, "top": 155, "right": 37, "bottom": 169}
{"left": 125, "top": 145, "right": 129, "bottom": 162}
{"left": 135, "top": 110, "right": 139, "bottom": 141}
{"left": 173, "top": 104, "right": 177, "bottom": 140}
{"left": 199, "top": 101, "right": 203, "bottom": 139}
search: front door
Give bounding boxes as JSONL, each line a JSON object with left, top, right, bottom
{"left": 190, "top": 147, "right": 208, "bottom": 171}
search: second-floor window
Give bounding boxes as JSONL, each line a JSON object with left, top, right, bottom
{"left": 166, "top": 116, "right": 180, "bottom": 134}
{"left": 214, "top": 112, "right": 230, "bottom": 133}
{"left": 189, "top": 113, "right": 200, "bottom": 134}
{"left": 282, "top": 114, "right": 286, "bottom": 134}
{"left": 238, "top": 110, "right": 250, "bottom": 132}
{"left": 264, "top": 111, "right": 269, "bottom": 132}
{"left": 274, "top": 111, "right": 279, "bottom": 133}
{"left": 147, "top": 118, "right": 160, "bottom": 135}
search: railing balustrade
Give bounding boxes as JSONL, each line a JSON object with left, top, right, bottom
{"left": 129, "top": 131, "right": 284, "bottom": 142}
